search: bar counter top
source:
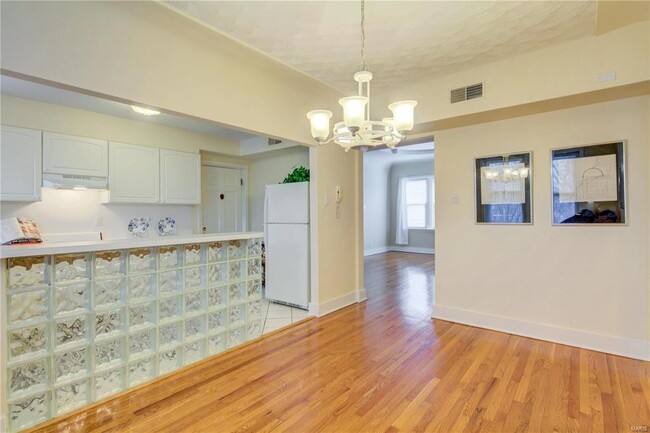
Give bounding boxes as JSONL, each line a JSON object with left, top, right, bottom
{"left": 0, "top": 232, "right": 264, "bottom": 259}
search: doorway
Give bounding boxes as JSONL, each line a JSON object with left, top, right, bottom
{"left": 201, "top": 165, "right": 245, "bottom": 233}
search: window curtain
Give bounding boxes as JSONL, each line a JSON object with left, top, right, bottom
{"left": 395, "top": 177, "right": 409, "bottom": 245}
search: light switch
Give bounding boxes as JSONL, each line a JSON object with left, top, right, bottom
{"left": 324, "top": 194, "right": 330, "bottom": 206}
{"left": 450, "top": 193, "right": 458, "bottom": 204}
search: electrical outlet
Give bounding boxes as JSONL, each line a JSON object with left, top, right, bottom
{"left": 596, "top": 71, "right": 616, "bottom": 82}
{"left": 450, "top": 193, "right": 459, "bottom": 204}
{"left": 324, "top": 194, "right": 330, "bottom": 206}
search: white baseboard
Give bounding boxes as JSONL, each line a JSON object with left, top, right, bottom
{"left": 309, "top": 290, "right": 363, "bottom": 317}
{"left": 357, "top": 288, "right": 368, "bottom": 302}
{"left": 364, "top": 247, "right": 390, "bottom": 256}
{"left": 390, "top": 246, "right": 435, "bottom": 255}
{"left": 432, "top": 304, "right": 649, "bottom": 361}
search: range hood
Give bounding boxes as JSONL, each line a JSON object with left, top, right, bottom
{"left": 43, "top": 173, "right": 108, "bottom": 190}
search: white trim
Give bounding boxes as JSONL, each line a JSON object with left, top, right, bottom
{"left": 310, "top": 290, "right": 360, "bottom": 317}
{"left": 364, "top": 246, "right": 390, "bottom": 256}
{"left": 357, "top": 288, "right": 368, "bottom": 302}
{"left": 432, "top": 304, "right": 650, "bottom": 361}
{"left": 390, "top": 246, "right": 435, "bottom": 255}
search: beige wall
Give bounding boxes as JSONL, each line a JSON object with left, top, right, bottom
{"left": 0, "top": 95, "right": 240, "bottom": 155}
{"left": 0, "top": 1, "right": 342, "bottom": 144}
{"left": 313, "top": 144, "right": 362, "bottom": 305}
{"left": 373, "top": 21, "right": 650, "bottom": 127}
{"left": 434, "top": 96, "right": 649, "bottom": 357}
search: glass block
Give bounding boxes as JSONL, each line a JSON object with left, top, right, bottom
{"left": 207, "top": 285, "right": 228, "bottom": 310}
{"left": 55, "top": 316, "right": 88, "bottom": 348}
{"left": 185, "top": 340, "right": 206, "bottom": 365}
{"left": 128, "top": 302, "right": 156, "bottom": 330}
{"left": 208, "top": 333, "right": 227, "bottom": 355}
{"left": 94, "top": 336, "right": 124, "bottom": 370}
{"left": 247, "top": 238, "right": 263, "bottom": 257}
{"left": 95, "top": 366, "right": 125, "bottom": 399}
{"left": 185, "top": 290, "right": 206, "bottom": 316}
{"left": 159, "top": 270, "right": 181, "bottom": 296}
{"left": 54, "top": 282, "right": 90, "bottom": 316}
{"left": 207, "top": 309, "right": 228, "bottom": 334}
{"left": 185, "top": 315, "right": 206, "bottom": 340}
{"left": 95, "top": 308, "right": 124, "bottom": 339}
{"left": 94, "top": 278, "right": 124, "bottom": 309}
{"left": 54, "top": 254, "right": 90, "bottom": 282}
{"left": 184, "top": 244, "right": 204, "bottom": 265}
{"left": 228, "top": 326, "right": 245, "bottom": 348}
{"left": 185, "top": 266, "right": 206, "bottom": 290}
{"left": 229, "top": 304, "right": 246, "bottom": 328}
{"left": 8, "top": 256, "right": 48, "bottom": 288}
{"left": 207, "top": 263, "right": 227, "bottom": 287}
{"left": 94, "top": 250, "right": 124, "bottom": 279}
{"left": 128, "top": 356, "right": 156, "bottom": 386}
{"left": 128, "top": 328, "right": 156, "bottom": 359}
{"left": 208, "top": 241, "right": 227, "bottom": 262}
{"left": 159, "top": 346, "right": 182, "bottom": 375}
{"left": 54, "top": 378, "right": 90, "bottom": 415}
{"left": 248, "top": 258, "right": 262, "bottom": 278}
{"left": 247, "top": 279, "right": 262, "bottom": 301}
{"left": 9, "top": 323, "right": 48, "bottom": 360}
{"left": 228, "top": 240, "right": 246, "bottom": 260}
{"left": 159, "top": 321, "right": 182, "bottom": 348}
{"left": 158, "top": 296, "right": 182, "bottom": 322}
{"left": 128, "top": 274, "right": 156, "bottom": 302}
{"left": 229, "top": 260, "right": 245, "bottom": 282}
{"left": 159, "top": 246, "right": 180, "bottom": 269}
{"left": 128, "top": 248, "right": 156, "bottom": 274}
{"left": 247, "top": 322, "right": 262, "bottom": 340}
{"left": 8, "top": 288, "right": 48, "bottom": 325}
{"left": 9, "top": 358, "right": 49, "bottom": 398}
{"left": 54, "top": 346, "right": 90, "bottom": 382}
{"left": 229, "top": 283, "right": 246, "bottom": 305}
{"left": 247, "top": 300, "right": 263, "bottom": 321}
{"left": 8, "top": 391, "right": 50, "bottom": 432}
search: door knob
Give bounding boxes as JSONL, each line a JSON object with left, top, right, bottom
{"left": 202, "top": 226, "right": 207, "bottom": 233}
{"left": 220, "top": 193, "right": 225, "bottom": 200}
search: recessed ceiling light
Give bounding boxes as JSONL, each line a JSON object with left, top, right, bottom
{"left": 131, "top": 105, "right": 161, "bottom": 116}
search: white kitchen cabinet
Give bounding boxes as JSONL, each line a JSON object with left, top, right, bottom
{"left": 0, "top": 125, "right": 42, "bottom": 201}
{"left": 160, "top": 149, "right": 201, "bottom": 204}
{"left": 43, "top": 131, "right": 108, "bottom": 177}
{"left": 104, "top": 141, "right": 160, "bottom": 203}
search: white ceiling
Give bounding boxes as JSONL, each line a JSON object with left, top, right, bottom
{"left": 164, "top": 0, "right": 597, "bottom": 93}
{"left": 0, "top": 76, "right": 258, "bottom": 142}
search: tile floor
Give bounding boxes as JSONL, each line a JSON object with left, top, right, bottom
{"left": 261, "top": 299, "right": 312, "bottom": 334}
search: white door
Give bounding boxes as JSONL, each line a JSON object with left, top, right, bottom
{"left": 160, "top": 150, "right": 201, "bottom": 204}
{"left": 106, "top": 141, "right": 159, "bottom": 203}
{"left": 0, "top": 125, "right": 42, "bottom": 202}
{"left": 202, "top": 166, "right": 243, "bottom": 233}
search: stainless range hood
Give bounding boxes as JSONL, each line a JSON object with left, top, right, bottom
{"left": 43, "top": 173, "right": 107, "bottom": 190}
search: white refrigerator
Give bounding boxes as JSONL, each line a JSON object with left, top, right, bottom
{"left": 264, "top": 182, "right": 310, "bottom": 309}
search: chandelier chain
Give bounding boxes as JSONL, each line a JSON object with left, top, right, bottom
{"left": 360, "top": 0, "right": 366, "bottom": 70}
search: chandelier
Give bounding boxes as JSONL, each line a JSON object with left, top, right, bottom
{"left": 306, "top": 0, "right": 417, "bottom": 152}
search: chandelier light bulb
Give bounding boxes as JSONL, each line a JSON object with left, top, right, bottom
{"left": 306, "top": 110, "right": 333, "bottom": 141}
{"left": 339, "top": 96, "right": 368, "bottom": 133}
{"left": 388, "top": 100, "right": 418, "bottom": 132}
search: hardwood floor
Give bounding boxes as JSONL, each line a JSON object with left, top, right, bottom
{"left": 27, "top": 252, "right": 649, "bottom": 433}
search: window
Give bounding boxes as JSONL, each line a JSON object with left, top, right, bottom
{"left": 405, "top": 177, "right": 434, "bottom": 229}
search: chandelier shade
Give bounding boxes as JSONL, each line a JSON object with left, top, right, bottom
{"left": 305, "top": 0, "right": 417, "bottom": 152}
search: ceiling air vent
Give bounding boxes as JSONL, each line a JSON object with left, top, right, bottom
{"left": 268, "top": 138, "right": 282, "bottom": 145}
{"left": 450, "top": 82, "right": 483, "bottom": 104}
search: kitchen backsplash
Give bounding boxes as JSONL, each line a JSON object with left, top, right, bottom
{"left": 1, "top": 189, "right": 197, "bottom": 240}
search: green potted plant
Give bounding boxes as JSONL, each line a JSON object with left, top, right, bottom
{"left": 282, "top": 165, "right": 310, "bottom": 183}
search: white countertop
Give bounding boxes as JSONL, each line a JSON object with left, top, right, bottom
{"left": 0, "top": 232, "right": 264, "bottom": 259}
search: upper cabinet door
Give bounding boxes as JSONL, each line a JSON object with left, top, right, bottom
{"left": 160, "top": 149, "right": 201, "bottom": 204}
{"left": 107, "top": 142, "right": 160, "bottom": 203}
{"left": 43, "top": 132, "right": 108, "bottom": 176}
{"left": 0, "top": 125, "right": 42, "bottom": 202}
